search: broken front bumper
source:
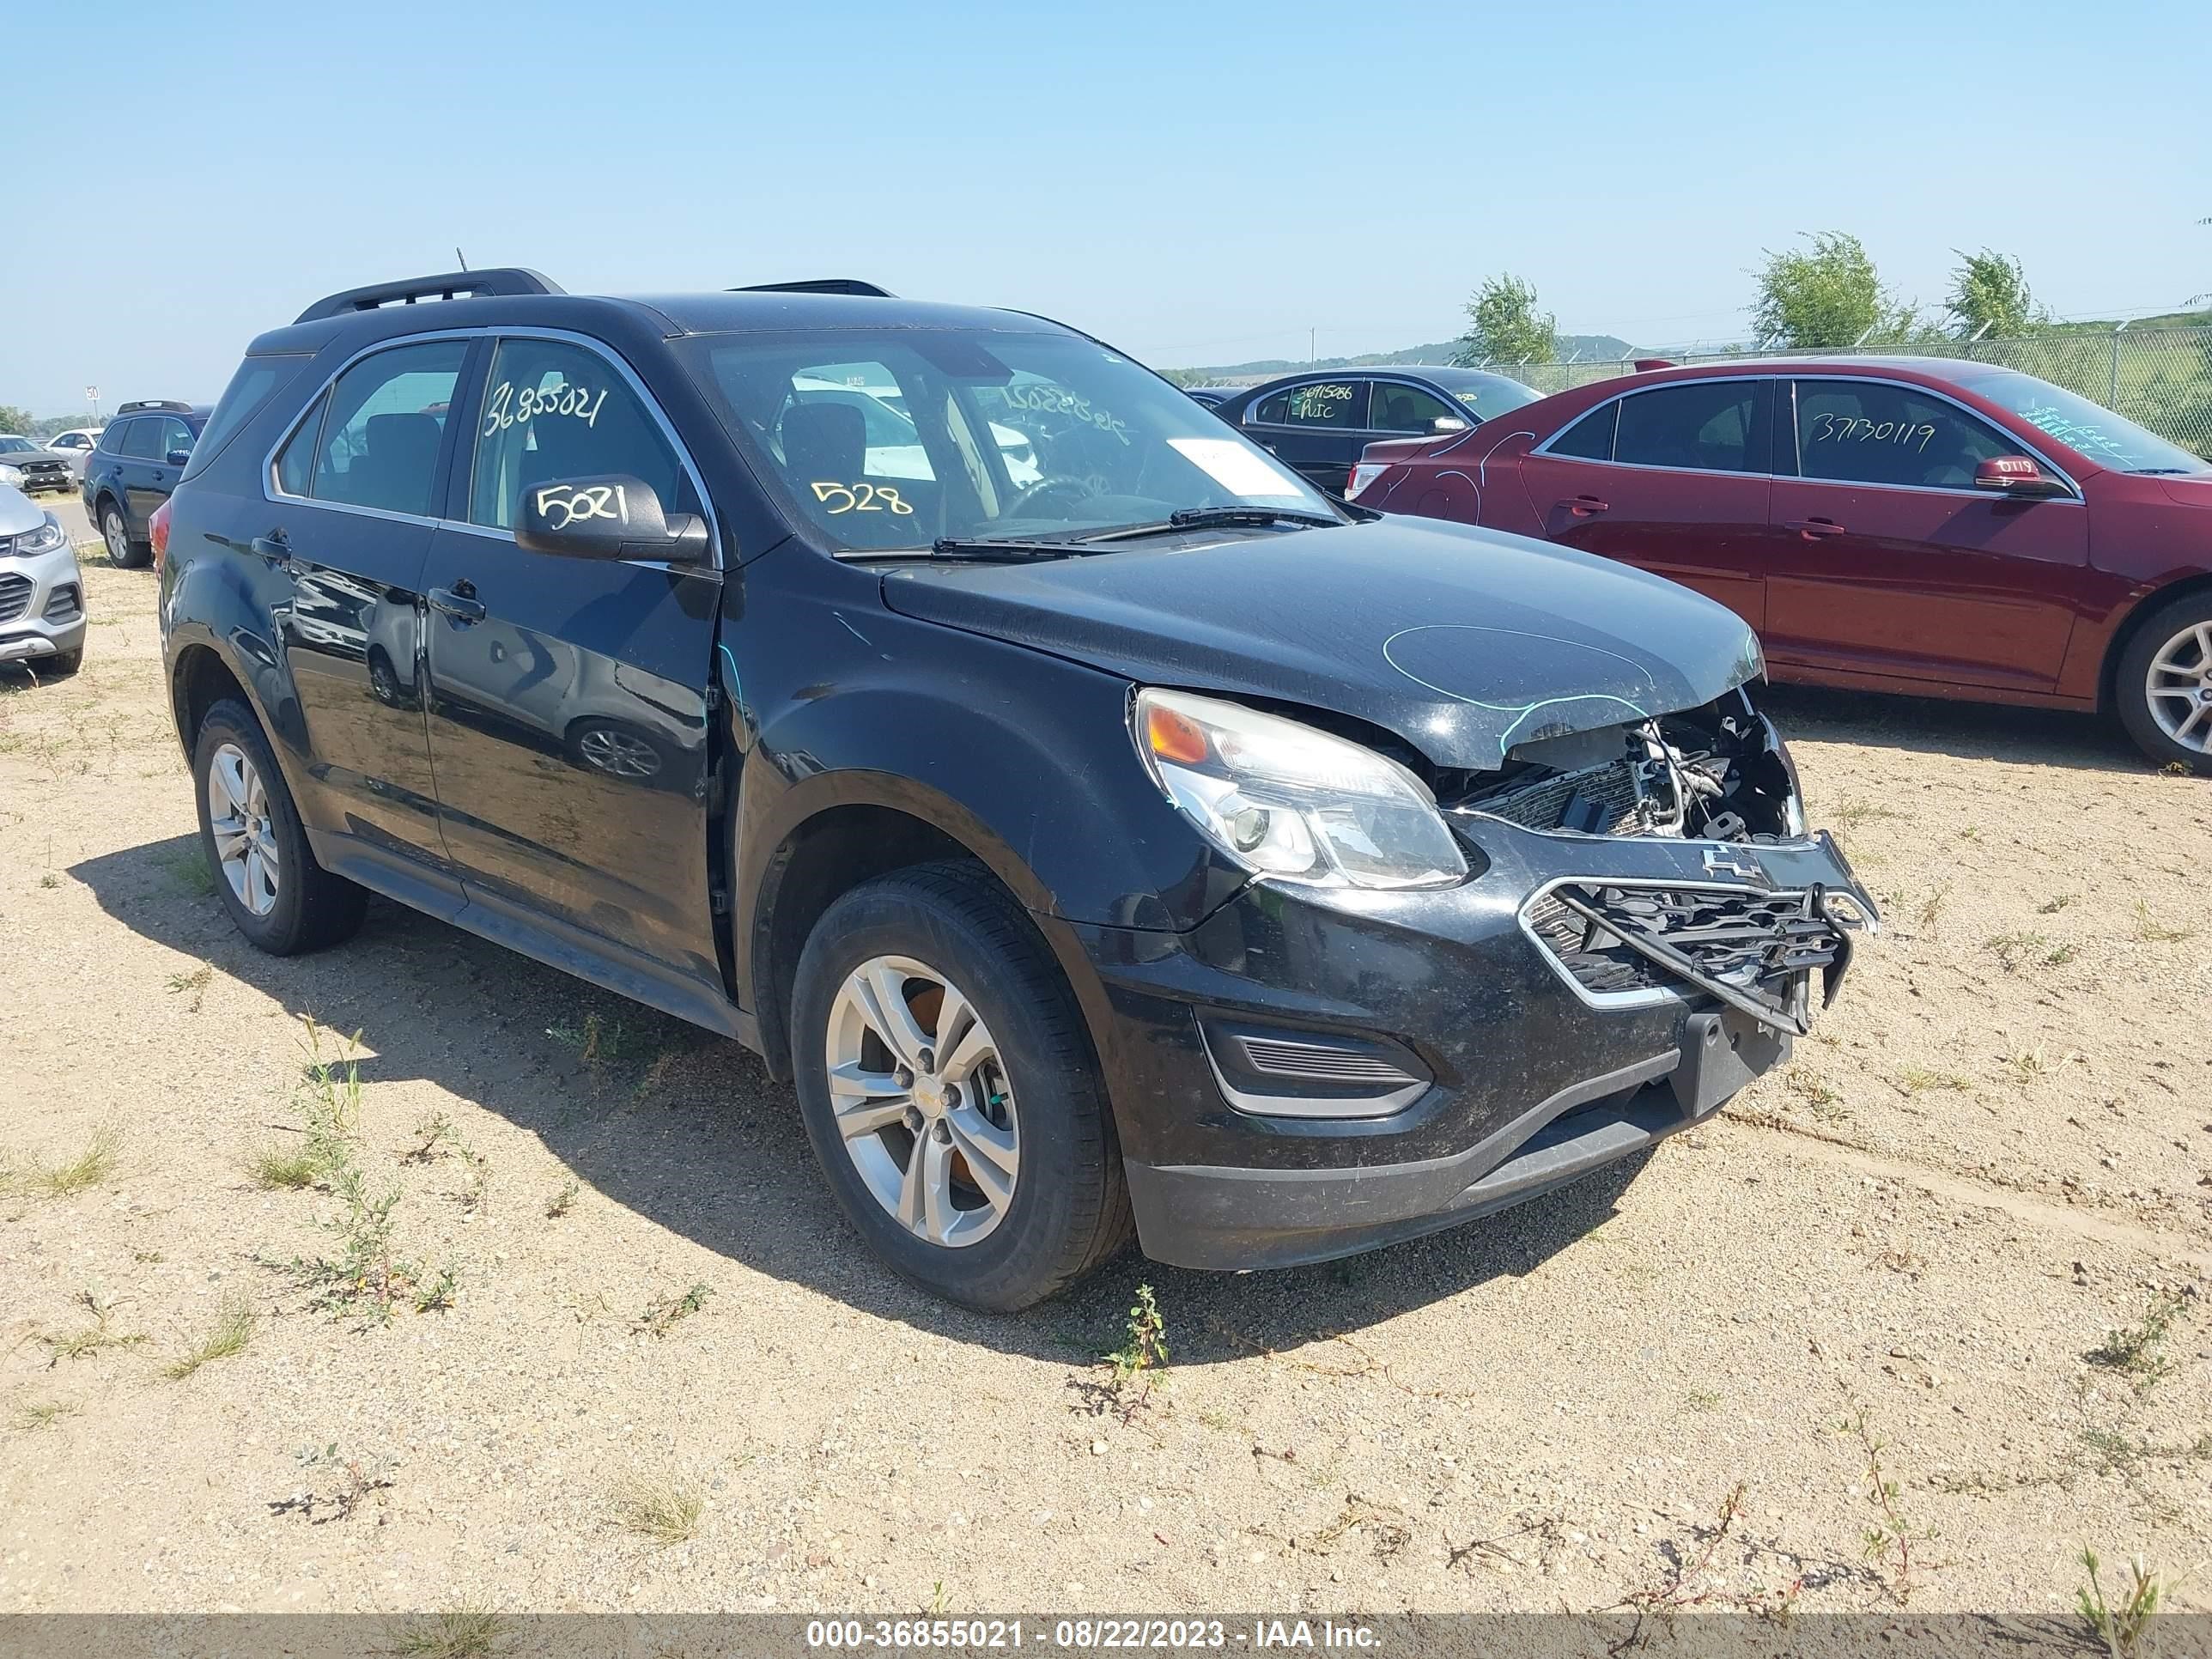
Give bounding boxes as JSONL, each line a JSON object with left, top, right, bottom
{"left": 1063, "top": 823, "right": 1879, "bottom": 1272}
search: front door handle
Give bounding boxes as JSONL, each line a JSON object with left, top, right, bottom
{"left": 1558, "top": 495, "right": 1610, "bottom": 518}
{"left": 1786, "top": 518, "right": 1846, "bottom": 539}
{"left": 428, "top": 585, "right": 485, "bottom": 624}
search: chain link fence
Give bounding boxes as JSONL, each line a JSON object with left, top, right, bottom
{"left": 1474, "top": 326, "right": 2212, "bottom": 459}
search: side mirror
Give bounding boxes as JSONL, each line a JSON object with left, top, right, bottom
{"left": 514, "top": 475, "right": 710, "bottom": 563}
{"left": 1973, "top": 455, "right": 2066, "bottom": 497}
{"left": 1431, "top": 416, "right": 1470, "bottom": 434}
{"left": 166, "top": 448, "right": 193, "bottom": 467}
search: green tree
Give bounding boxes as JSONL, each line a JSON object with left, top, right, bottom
{"left": 1455, "top": 274, "right": 1556, "bottom": 366}
{"left": 1946, "top": 248, "right": 2041, "bottom": 338}
{"left": 0, "top": 404, "right": 33, "bottom": 436}
{"left": 1750, "top": 233, "right": 1916, "bottom": 349}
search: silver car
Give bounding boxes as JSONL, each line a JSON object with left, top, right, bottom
{"left": 0, "top": 484, "right": 86, "bottom": 675}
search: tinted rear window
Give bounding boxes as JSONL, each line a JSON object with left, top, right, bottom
{"left": 1547, "top": 401, "right": 1618, "bottom": 460}
{"left": 183, "top": 357, "right": 309, "bottom": 481}
{"left": 1613, "top": 380, "right": 1768, "bottom": 474}
{"left": 118, "top": 420, "right": 165, "bottom": 460}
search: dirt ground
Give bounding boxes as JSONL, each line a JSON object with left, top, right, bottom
{"left": 3, "top": 499, "right": 2209, "bottom": 1624}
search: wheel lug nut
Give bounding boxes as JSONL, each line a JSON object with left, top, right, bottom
{"left": 918, "top": 1048, "right": 935, "bottom": 1074}
{"left": 894, "top": 1066, "right": 914, "bottom": 1088}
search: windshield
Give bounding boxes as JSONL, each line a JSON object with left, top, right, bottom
{"left": 1951, "top": 368, "right": 2211, "bottom": 476}
{"left": 1428, "top": 370, "right": 1541, "bottom": 421}
{"left": 0, "top": 437, "right": 36, "bottom": 453}
{"left": 679, "top": 327, "right": 1339, "bottom": 552}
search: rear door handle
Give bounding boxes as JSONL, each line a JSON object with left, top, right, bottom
{"left": 1787, "top": 518, "right": 1846, "bottom": 539}
{"left": 1558, "top": 496, "right": 1609, "bottom": 517}
{"left": 252, "top": 533, "right": 298, "bottom": 574}
{"left": 428, "top": 585, "right": 485, "bottom": 624}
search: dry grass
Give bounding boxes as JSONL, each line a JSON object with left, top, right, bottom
{"left": 609, "top": 1471, "right": 704, "bottom": 1546}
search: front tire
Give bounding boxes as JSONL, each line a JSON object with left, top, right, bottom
{"left": 790, "top": 862, "right": 1132, "bottom": 1311}
{"left": 191, "top": 699, "right": 368, "bottom": 953}
{"left": 2117, "top": 595, "right": 2212, "bottom": 775}
{"left": 100, "top": 501, "right": 146, "bottom": 568}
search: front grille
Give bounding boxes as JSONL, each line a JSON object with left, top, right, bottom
{"left": 43, "top": 584, "right": 82, "bottom": 623}
{"left": 1454, "top": 757, "right": 1649, "bottom": 837}
{"left": 0, "top": 574, "right": 30, "bottom": 623}
{"left": 1524, "top": 880, "right": 1856, "bottom": 1032}
{"left": 16, "top": 461, "right": 67, "bottom": 482}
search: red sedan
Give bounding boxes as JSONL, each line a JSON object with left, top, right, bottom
{"left": 1347, "top": 359, "right": 2212, "bottom": 772}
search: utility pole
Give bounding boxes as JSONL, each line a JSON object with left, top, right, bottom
{"left": 1310, "top": 326, "right": 1316, "bottom": 365}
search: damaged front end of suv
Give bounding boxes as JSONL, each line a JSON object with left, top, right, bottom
{"left": 1097, "top": 669, "right": 1878, "bottom": 1272}
{"left": 1445, "top": 690, "right": 1871, "bottom": 1042}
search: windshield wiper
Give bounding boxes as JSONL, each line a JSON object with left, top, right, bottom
{"left": 2131, "top": 467, "right": 2200, "bottom": 476}
{"left": 1081, "top": 506, "right": 1341, "bottom": 543}
{"left": 923, "top": 536, "right": 1104, "bottom": 562}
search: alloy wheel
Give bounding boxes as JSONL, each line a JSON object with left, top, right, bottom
{"left": 206, "top": 742, "right": 281, "bottom": 916}
{"left": 824, "top": 954, "right": 1019, "bottom": 1249}
{"left": 103, "top": 510, "right": 131, "bottom": 565}
{"left": 2145, "top": 621, "right": 2212, "bottom": 753}
{"left": 577, "top": 726, "right": 661, "bottom": 778}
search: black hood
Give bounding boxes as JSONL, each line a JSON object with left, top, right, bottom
{"left": 880, "top": 515, "right": 1765, "bottom": 772}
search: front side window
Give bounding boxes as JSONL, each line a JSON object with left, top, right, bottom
{"left": 1793, "top": 379, "right": 2015, "bottom": 489}
{"left": 154, "top": 416, "right": 194, "bottom": 462}
{"left": 118, "top": 419, "right": 163, "bottom": 461}
{"left": 1945, "top": 368, "right": 2209, "bottom": 477}
{"left": 680, "top": 327, "right": 1330, "bottom": 553}
{"left": 469, "top": 338, "right": 689, "bottom": 532}
{"left": 1370, "top": 383, "right": 1458, "bottom": 434}
{"left": 1613, "top": 381, "right": 1768, "bottom": 474}
{"left": 300, "top": 341, "right": 467, "bottom": 515}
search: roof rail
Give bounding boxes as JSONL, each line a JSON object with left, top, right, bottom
{"left": 294, "top": 268, "right": 563, "bottom": 325}
{"left": 115, "top": 398, "right": 195, "bottom": 415}
{"left": 731, "top": 278, "right": 895, "bottom": 298}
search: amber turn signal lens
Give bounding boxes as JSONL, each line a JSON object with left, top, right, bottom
{"left": 1146, "top": 703, "right": 1210, "bottom": 764}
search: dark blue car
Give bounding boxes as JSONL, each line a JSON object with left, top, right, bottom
{"left": 1211, "top": 365, "right": 1539, "bottom": 495}
{"left": 82, "top": 399, "right": 210, "bottom": 567}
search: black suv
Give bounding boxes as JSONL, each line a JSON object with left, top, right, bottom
{"left": 83, "top": 398, "right": 210, "bottom": 567}
{"left": 159, "top": 268, "right": 1876, "bottom": 1310}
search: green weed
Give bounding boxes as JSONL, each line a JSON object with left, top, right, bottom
{"left": 162, "top": 1292, "right": 257, "bottom": 1381}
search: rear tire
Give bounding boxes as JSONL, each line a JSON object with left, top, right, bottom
{"left": 191, "top": 698, "right": 368, "bottom": 953}
{"left": 2116, "top": 593, "right": 2212, "bottom": 775}
{"left": 790, "top": 861, "right": 1133, "bottom": 1311}
{"left": 100, "top": 501, "right": 146, "bottom": 569}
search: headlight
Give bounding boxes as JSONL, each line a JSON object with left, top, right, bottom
{"left": 0, "top": 464, "right": 21, "bottom": 489}
{"left": 15, "top": 514, "right": 67, "bottom": 555}
{"left": 1133, "top": 688, "right": 1467, "bottom": 890}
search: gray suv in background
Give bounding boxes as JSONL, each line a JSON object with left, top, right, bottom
{"left": 0, "top": 483, "right": 86, "bottom": 676}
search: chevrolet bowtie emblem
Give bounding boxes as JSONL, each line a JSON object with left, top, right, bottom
{"left": 1702, "top": 848, "right": 1766, "bottom": 883}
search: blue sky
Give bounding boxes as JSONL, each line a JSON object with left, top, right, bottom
{"left": 5, "top": 0, "right": 2207, "bottom": 414}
